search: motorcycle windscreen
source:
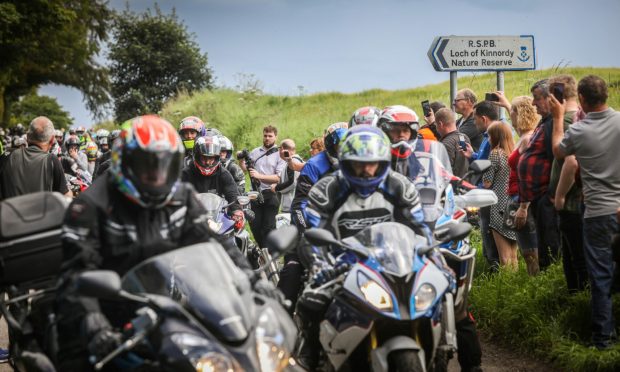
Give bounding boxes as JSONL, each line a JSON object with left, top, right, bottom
{"left": 343, "top": 222, "right": 427, "bottom": 277}
{"left": 196, "top": 193, "right": 226, "bottom": 220}
{"left": 121, "top": 243, "right": 253, "bottom": 342}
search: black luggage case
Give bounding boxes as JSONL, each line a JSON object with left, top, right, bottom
{"left": 0, "top": 192, "right": 69, "bottom": 289}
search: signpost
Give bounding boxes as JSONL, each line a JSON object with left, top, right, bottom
{"left": 428, "top": 35, "right": 536, "bottom": 118}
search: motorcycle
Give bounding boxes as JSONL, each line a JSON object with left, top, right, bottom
{"left": 196, "top": 192, "right": 280, "bottom": 285}
{"left": 300, "top": 221, "right": 472, "bottom": 372}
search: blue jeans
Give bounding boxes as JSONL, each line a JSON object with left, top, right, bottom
{"left": 583, "top": 214, "right": 619, "bottom": 346}
{"left": 479, "top": 206, "right": 499, "bottom": 270}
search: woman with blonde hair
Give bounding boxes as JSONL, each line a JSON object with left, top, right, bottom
{"left": 483, "top": 121, "right": 518, "bottom": 270}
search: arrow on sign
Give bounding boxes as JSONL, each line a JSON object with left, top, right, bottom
{"left": 436, "top": 38, "right": 449, "bottom": 69}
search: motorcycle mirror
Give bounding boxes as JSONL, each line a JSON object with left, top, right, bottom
{"left": 454, "top": 189, "right": 498, "bottom": 208}
{"left": 237, "top": 195, "right": 250, "bottom": 206}
{"left": 469, "top": 160, "right": 491, "bottom": 174}
{"left": 304, "top": 228, "right": 341, "bottom": 247}
{"left": 75, "top": 270, "right": 122, "bottom": 299}
{"left": 265, "top": 225, "right": 299, "bottom": 256}
{"left": 434, "top": 222, "right": 473, "bottom": 243}
{"left": 246, "top": 191, "right": 259, "bottom": 201}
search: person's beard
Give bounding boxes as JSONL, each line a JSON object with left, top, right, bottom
{"left": 263, "top": 140, "right": 275, "bottom": 148}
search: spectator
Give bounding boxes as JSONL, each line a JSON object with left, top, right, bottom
{"left": 455, "top": 89, "right": 483, "bottom": 151}
{"left": 551, "top": 75, "right": 620, "bottom": 349}
{"left": 518, "top": 79, "right": 561, "bottom": 271}
{"left": 0, "top": 116, "right": 71, "bottom": 200}
{"left": 435, "top": 107, "right": 471, "bottom": 178}
{"left": 482, "top": 121, "right": 517, "bottom": 270}
{"left": 547, "top": 74, "right": 588, "bottom": 293}
{"left": 271, "top": 139, "right": 304, "bottom": 213}
{"left": 240, "top": 125, "right": 287, "bottom": 248}
{"left": 461, "top": 101, "right": 500, "bottom": 270}
{"left": 502, "top": 95, "right": 541, "bottom": 276}
{"left": 309, "top": 137, "right": 324, "bottom": 157}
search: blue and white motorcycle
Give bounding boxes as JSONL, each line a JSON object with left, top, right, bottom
{"left": 302, "top": 221, "right": 472, "bottom": 371}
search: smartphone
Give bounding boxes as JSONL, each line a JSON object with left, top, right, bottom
{"left": 550, "top": 82, "right": 565, "bottom": 102}
{"left": 282, "top": 150, "right": 290, "bottom": 158}
{"left": 485, "top": 92, "right": 499, "bottom": 102}
{"left": 458, "top": 134, "right": 467, "bottom": 151}
{"left": 421, "top": 100, "right": 431, "bottom": 117}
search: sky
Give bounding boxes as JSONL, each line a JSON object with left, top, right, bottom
{"left": 39, "top": 0, "right": 620, "bottom": 127}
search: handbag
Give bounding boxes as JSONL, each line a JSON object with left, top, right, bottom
{"left": 502, "top": 200, "right": 520, "bottom": 230}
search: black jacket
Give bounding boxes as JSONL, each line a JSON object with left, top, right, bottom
{"left": 457, "top": 114, "right": 482, "bottom": 152}
{"left": 181, "top": 163, "right": 240, "bottom": 211}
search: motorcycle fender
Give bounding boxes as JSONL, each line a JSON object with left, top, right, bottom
{"left": 320, "top": 320, "right": 371, "bottom": 371}
{"left": 370, "top": 336, "right": 425, "bottom": 372}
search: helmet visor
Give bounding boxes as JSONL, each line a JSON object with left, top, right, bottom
{"left": 123, "top": 148, "right": 182, "bottom": 199}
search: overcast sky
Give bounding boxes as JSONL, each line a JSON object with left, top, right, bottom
{"left": 39, "top": 0, "right": 620, "bottom": 127}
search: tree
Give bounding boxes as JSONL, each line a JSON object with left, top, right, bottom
{"left": 0, "top": 0, "right": 111, "bottom": 127}
{"left": 11, "top": 92, "right": 73, "bottom": 130}
{"left": 109, "top": 6, "right": 213, "bottom": 122}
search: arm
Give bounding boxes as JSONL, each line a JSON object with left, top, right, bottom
{"left": 549, "top": 94, "right": 568, "bottom": 160}
{"left": 287, "top": 157, "right": 305, "bottom": 172}
{"left": 481, "top": 150, "right": 498, "bottom": 189}
{"left": 51, "top": 155, "right": 70, "bottom": 196}
{"left": 219, "top": 169, "right": 241, "bottom": 212}
{"left": 275, "top": 166, "right": 295, "bottom": 193}
{"left": 554, "top": 156, "right": 578, "bottom": 211}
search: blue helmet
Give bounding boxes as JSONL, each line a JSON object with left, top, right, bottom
{"left": 324, "top": 122, "right": 349, "bottom": 159}
{"left": 339, "top": 125, "right": 391, "bottom": 198}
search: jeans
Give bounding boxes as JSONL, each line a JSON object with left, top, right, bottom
{"left": 479, "top": 206, "right": 499, "bottom": 270}
{"left": 531, "top": 196, "right": 561, "bottom": 270}
{"left": 582, "top": 214, "right": 619, "bottom": 347}
{"left": 558, "top": 210, "right": 588, "bottom": 292}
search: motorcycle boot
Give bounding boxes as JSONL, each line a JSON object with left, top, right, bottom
{"left": 456, "top": 312, "right": 482, "bottom": 372}
{"left": 294, "top": 288, "right": 333, "bottom": 370}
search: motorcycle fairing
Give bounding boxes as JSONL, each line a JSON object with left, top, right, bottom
{"left": 343, "top": 262, "right": 401, "bottom": 319}
{"left": 410, "top": 260, "right": 450, "bottom": 319}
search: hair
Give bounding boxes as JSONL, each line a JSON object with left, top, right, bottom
{"left": 281, "top": 139, "right": 296, "bottom": 150}
{"left": 434, "top": 108, "right": 456, "bottom": 126}
{"left": 27, "top": 116, "right": 55, "bottom": 143}
{"left": 487, "top": 121, "right": 514, "bottom": 156}
{"left": 530, "top": 79, "right": 549, "bottom": 95}
{"left": 310, "top": 137, "right": 324, "bottom": 152}
{"left": 263, "top": 125, "right": 278, "bottom": 135}
{"left": 510, "top": 96, "right": 539, "bottom": 133}
{"left": 578, "top": 75, "right": 608, "bottom": 106}
{"left": 473, "top": 101, "right": 499, "bottom": 121}
{"left": 458, "top": 89, "right": 477, "bottom": 104}
{"left": 430, "top": 101, "right": 446, "bottom": 113}
{"left": 548, "top": 74, "right": 577, "bottom": 99}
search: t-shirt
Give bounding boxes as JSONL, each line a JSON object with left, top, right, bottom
{"left": 440, "top": 130, "right": 471, "bottom": 178}
{"left": 548, "top": 110, "right": 582, "bottom": 212}
{"left": 559, "top": 108, "right": 620, "bottom": 218}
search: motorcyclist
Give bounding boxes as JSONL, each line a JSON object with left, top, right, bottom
{"left": 56, "top": 115, "right": 281, "bottom": 370}
{"left": 75, "top": 125, "right": 88, "bottom": 150}
{"left": 181, "top": 134, "right": 242, "bottom": 214}
{"left": 92, "top": 129, "right": 119, "bottom": 178}
{"left": 178, "top": 116, "right": 205, "bottom": 167}
{"left": 65, "top": 134, "right": 89, "bottom": 173}
{"left": 295, "top": 125, "right": 430, "bottom": 369}
{"left": 348, "top": 106, "right": 381, "bottom": 127}
{"left": 278, "top": 122, "right": 348, "bottom": 309}
{"left": 85, "top": 141, "right": 98, "bottom": 175}
{"left": 219, "top": 135, "right": 246, "bottom": 194}
{"left": 378, "top": 105, "right": 483, "bottom": 372}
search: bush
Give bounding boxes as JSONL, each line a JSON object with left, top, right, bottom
{"left": 469, "top": 231, "right": 620, "bottom": 371}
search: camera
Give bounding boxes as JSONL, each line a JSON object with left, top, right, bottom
{"left": 485, "top": 92, "right": 499, "bottom": 102}
{"left": 421, "top": 100, "right": 431, "bottom": 117}
{"left": 236, "top": 149, "right": 254, "bottom": 170}
{"left": 550, "top": 82, "right": 565, "bottom": 102}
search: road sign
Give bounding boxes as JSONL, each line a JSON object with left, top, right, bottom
{"left": 428, "top": 35, "right": 536, "bottom": 72}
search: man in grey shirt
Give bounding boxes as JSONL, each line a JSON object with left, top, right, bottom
{"left": 435, "top": 108, "right": 471, "bottom": 178}
{"left": 551, "top": 75, "right": 620, "bottom": 349}
{"left": 240, "top": 125, "right": 287, "bottom": 247}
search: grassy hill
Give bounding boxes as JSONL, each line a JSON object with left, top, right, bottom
{"left": 162, "top": 67, "right": 620, "bottom": 156}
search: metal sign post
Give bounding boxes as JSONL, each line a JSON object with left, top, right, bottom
{"left": 428, "top": 35, "right": 536, "bottom": 119}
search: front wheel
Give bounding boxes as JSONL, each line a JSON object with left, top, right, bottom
{"left": 387, "top": 350, "right": 423, "bottom": 372}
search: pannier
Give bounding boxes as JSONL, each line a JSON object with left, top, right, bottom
{"left": 0, "top": 192, "right": 69, "bottom": 288}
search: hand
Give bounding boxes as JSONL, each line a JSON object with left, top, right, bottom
{"left": 424, "top": 110, "right": 435, "bottom": 125}
{"left": 493, "top": 91, "right": 511, "bottom": 110}
{"left": 548, "top": 94, "right": 565, "bottom": 120}
{"left": 270, "top": 183, "right": 276, "bottom": 193}
{"left": 514, "top": 206, "right": 528, "bottom": 230}
{"left": 459, "top": 142, "right": 474, "bottom": 159}
{"left": 253, "top": 279, "right": 285, "bottom": 304}
{"left": 69, "top": 147, "right": 78, "bottom": 159}
{"left": 88, "top": 329, "right": 122, "bottom": 361}
{"left": 554, "top": 196, "right": 566, "bottom": 211}
{"left": 248, "top": 168, "right": 261, "bottom": 180}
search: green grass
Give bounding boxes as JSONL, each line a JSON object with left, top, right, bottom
{"left": 162, "top": 67, "right": 620, "bottom": 159}
{"left": 469, "top": 229, "right": 620, "bottom": 371}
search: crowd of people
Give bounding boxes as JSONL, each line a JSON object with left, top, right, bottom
{"left": 0, "top": 73, "right": 618, "bottom": 369}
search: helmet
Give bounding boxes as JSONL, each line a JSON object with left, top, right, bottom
{"left": 111, "top": 115, "right": 184, "bottom": 208}
{"left": 76, "top": 126, "right": 86, "bottom": 135}
{"left": 204, "top": 127, "right": 222, "bottom": 136}
{"left": 324, "top": 122, "right": 349, "bottom": 159}
{"left": 349, "top": 106, "right": 381, "bottom": 127}
{"left": 178, "top": 116, "right": 205, "bottom": 150}
{"left": 339, "top": 125, "right": 391, "bottom": 198}
{"left": 377, "top": 105, "right": 420, "bottom": 137}
{"left": 12, "top": 136, "right": 27, "bottom": 148}
{"left": 96, "top": 129, "right": 110, "bottom": 141}
{"left": 86, "top": 141, "right": 98, "bottom": 161}
{"left": 193, "top": 135, "right": 221, "bottom": 176}
{"left": 15, "top": 123, "right": 24, "bottom": 135}
{"left": 65, "top": 135, "right": 80, "bottom": 148}
{"left": 69, "top": 128, "right": 76, "bottom": 135}
{"left": 219, "top": 135, "right": 234, "bottom": 159}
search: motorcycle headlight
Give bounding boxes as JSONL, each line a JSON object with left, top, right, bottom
{"left": 256, "top": 307, "right": 290, "bottom": 372}
{"left": 415, "top": 283, "right": 437, "bottom": 312}
{"left": 466, "top": 206, "right": 479, "bottom": 213}
{"left": 357, "top": 272, "right": 393, "bottom": 312}
{"left": 170, "top": 333, "right": 239, "bottom": 372}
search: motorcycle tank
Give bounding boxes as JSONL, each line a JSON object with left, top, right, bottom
{"left": 343, "top": 222, "right": 428, "bottom": 277}
{"left": 121, "top": 243, "right": 254, "bottom": 343}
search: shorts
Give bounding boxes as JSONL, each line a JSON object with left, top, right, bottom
{"left": 511, "top": 195, "right": 538, "bottom": 253}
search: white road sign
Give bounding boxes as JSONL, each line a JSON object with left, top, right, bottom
{"left": 428, "top": 35, "right": 536, "bottom": 72}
